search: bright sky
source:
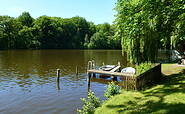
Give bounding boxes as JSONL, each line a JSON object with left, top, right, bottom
{"left": 0, "top": 0, "right": 117, "bottom": 25}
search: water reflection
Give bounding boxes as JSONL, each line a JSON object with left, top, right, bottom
{"left": 0, "top": 50, "right": 127, "bottom": 114}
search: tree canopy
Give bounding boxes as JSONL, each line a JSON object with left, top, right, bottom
{"left": 115, "top": 0, "right": 185, "bottom": 63}
{"left": 0, "top": 12, "right": 121, "bottom": 49}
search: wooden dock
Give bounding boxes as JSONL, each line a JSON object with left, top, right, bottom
{"left": 86, "top": 61, "right": 134, "bottom": 87}
{"left": 87, "top": 61, "right": 134, "bottom": 78}
{"left": 87, "top": 68, "right": 134, "bottom": 87}
{"left": 87, "top": 69, "right": 134, "bottom": 77}
{"left": 86, "top": 61, "right": 162, "bottom": 90}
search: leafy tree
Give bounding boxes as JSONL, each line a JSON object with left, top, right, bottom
{"left": 0, "top": 12, "right": 120, "bottom": 49}
{"left": 115, "top": 0, "right": 185, "bottom": 63}
{"left": 71, "top": 16, "right": 90, "bottom": 48}
{"left": 96, "top": 22, "right": 110, "bottom": 33}
{"left": 84, "top": 34, "right": 89, "bottom": 48}
{"left": 18, "top": 12, "right": 34, "bottom": 27}
{"left": 88, "top": 22, "right": 96, "bottom": 38}
{"left": 34, "top": 16, "right": 58, "bottom": 48}
{"left": 170, "top": 0, "right": 185, "bottom": 54}
{"left": 18, "top": 26, "right": 38, "bottom": 48}
{"left": 0, "top": 16, "right": 8, "bottom": 48}
{"left": 88, "top": 23, "right": 121, "bottom": 49}
{"left": 88, "top": 32, "right": 109, "bottom": 49}
{"left": 0, "top": 16, "right": 22, "bottom": 49}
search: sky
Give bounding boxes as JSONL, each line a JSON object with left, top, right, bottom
{"left": 0, "top": 0, "right": 117, "bottom": 25}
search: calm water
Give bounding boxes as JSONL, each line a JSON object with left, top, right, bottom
{"left": 0, "top": 50, "right": 127, "bottom": 114}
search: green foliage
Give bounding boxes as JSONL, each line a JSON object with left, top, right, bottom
{"left": 84, "top": 34, "right": 89, "bottom": 48}
{"left": 77, "top": 82, "right": 121, "bottom": 113}
{"left": 104, "top": 81, "right": 121, "bottom": 99}
{"left": 18, "top": 12, "right": 34, "bottom": 27}
{"left": 115, "top": 0, "right": 185, "bottom": 63}
{"left": 170, "top": 0, "right": 185, "bottom": 54}
{"left": 88, "top": 23, "right": 121, "bottom": 49}
{"left": 135, "top": 62, "right": 155, "bottom": 76}
{"left": 77, "top": 92, "right": 101, "bottom": 114}
{"left": 0, "top": 13, "right": 121, "bottom": 49}
{"left": 88, "top": 32, "right": 108, "bottom": 49}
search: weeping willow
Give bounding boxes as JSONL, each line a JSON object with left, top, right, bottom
{"left": 115, "top": 0, "right": 162, "bottom": 63}
{"left": 171, "top": 13, "right": 185, "bottom": 54}
{"left": 115, "top": 0, "right": 185, "bottom": 63}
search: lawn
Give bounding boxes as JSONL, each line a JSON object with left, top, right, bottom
{"left": 95, "top": 63, "right": 185, "bottom": 114}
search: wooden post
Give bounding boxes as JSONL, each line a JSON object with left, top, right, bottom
{"left": 126, "top": 77, "right": 128, "bottom": 90}
{"left": 92, "top": 73, "right": 96, "bottom": 77}
{"left": 88, "top": 86, "right": 91, "bottom": 93}
{"left": 76, "top": 65, "right": 78, "bottom": 75}
{"left": 87, "top": 72, "right": 91, "bottom": 87}
{"left": 57, "top": 69, "right": 60, "bottom": 90}
{"left": 88, "top": 61, "right": 93, "bottom": 70}
{"left": 92, "top": 60, "right": 95, "bottom": 69}
{"left": 118, "top": 61, "right": 120, "bottom": 66}
{"left": 111, "top": 76, "right": 117, "bottom": 81}
{"left": 57, "top": 81, "right": 60, "bottom": 90}
{"left": 57, "top": 69, "right": 60, "bottom": 82}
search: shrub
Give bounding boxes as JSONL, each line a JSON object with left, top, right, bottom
{"left": 77, "top": 92, "right": 101, "bottom": 114}
{"left": 104, "top": 81, "right": 121, "bottom": 99}
{"left": 135, "top": 62, "right": 155, "bottom": 76}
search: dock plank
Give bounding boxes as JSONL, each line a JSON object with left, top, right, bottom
{"left": 87, "top": 69, "right": 134, "bottom": 77}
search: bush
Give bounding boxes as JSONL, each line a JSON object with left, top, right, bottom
{"left": 135, "top": 62, "right": 155, "bottom": 76}
{"left": 77, "top": 92, "right": 101, "bottom": 114}
{"left": 104, "top": 81, "right": 121, "bottom": 99}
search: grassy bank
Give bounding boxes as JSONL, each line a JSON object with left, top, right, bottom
{"left": 95, "top": 63, "right": 185, "bottom": 114}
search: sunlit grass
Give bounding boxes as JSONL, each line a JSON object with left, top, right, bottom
{"left": 95, "top": 63, "right": 185, "bottom": 114}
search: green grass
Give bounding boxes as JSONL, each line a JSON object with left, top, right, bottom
{"left": 95, "top": 64, "right": 185, "bottom": 114}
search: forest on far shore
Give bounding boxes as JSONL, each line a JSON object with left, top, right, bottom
{"left": 0, "top": 12, "right": 121, "bottom": 49}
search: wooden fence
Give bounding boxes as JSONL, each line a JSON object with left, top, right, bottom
{"left": 121, "top": 63, "right": 162, "bottom": 90}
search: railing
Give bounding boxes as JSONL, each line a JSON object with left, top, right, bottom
{"left": 87, "top": 60, "right": 95, "bottom": 70}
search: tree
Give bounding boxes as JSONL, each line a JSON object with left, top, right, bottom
{"left": 34, "top": 16, "right": 58, "bottom": 49}
{"left": 71, "top": 16, "right": 90, "bottom": 48}
{"left": 115, "top": 0, "right": 185, "bottom": 63}
{"left": 18, "top": 12, "right": 34, "bottom": 27}
{"left": 0, "top": 16, "right": 22, "bottom": 49}
{"left": 84, "top": 34, "right": 89, "bottom": 48}
{"left": 88, "top": 32, "right": 109, "bottom": 49}
{"left": 18, "top": 26, "right": 38, "bottom": 48}
{"left": 0, "top": 12, "right": 121, "bottom": 49}
{"left": 88, "top": 23, "right": 121, "bottom": 49}
{"left": 96, "top": 22, "right": 111, "bottom": 33}
{"left": 170, "top": 0, "right": 185, "bottom": 54}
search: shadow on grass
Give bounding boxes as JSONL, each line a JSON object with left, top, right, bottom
{"left": 106, "top": 69, "right": 185, "bottom": 114}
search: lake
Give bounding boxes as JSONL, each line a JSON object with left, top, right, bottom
{"left": 0, "top": 50, "right": 127, "bottom": 114}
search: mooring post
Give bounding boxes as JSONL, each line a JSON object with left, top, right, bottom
{"left": 57, "top": 81, "right": 60, "bottom": 90}
{"left": 118, "top": 61, "right": 120, "bottom": 66}
{"left": 57, "top": 69, "right": 61, "bottom": 90}
{"left": 111, "top": 76, "right": 117, "bottom": 81}
{"left": 76, "top": 65, "right": 78, "bottom": 75}
{"left": 92, "top": 73, "right": 96, "bottom": 77}
{"left": 91, "top": 60, "right": 95, "bottom": 69}
{"left": 87, "top": 72, "right": 91, "bottom": 87}
{"left": 57, "top": 69, "right": 60, "bottom": 82}
{"left": 88, "top": 86, "right": 91, "bottom": 93}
